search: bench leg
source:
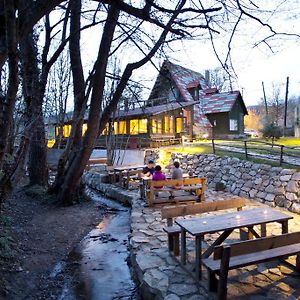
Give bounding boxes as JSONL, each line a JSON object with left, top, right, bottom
{"left": 180, "top": 228, "right": 187, "bottom": 265}
{"left": 173, "top": 233, "right": 180, "bottom": 256}
{"left": 261, "top": 224, "right": 267, "bottom": 237}
{"left": 195, "top": 235, "right": 202, "bottom": 280}
{"left": 217, "top": 245, "right": 230, "bottom": 300}
{"left": 208, "top": 270, "right": 218, "bottom": 292}
{"left": 281, "top": 220, "right": 288, "bottom": 234}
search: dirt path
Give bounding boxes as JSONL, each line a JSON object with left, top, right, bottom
{"left": 0, "top": 187, "right": 104, "bottom": 300}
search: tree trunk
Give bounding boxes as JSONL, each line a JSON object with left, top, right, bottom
{"left": 20, "top": 29, "right": 48, "bottom": 186}
{"left": 57, "top": 3, "right": 120, "bottom": 205}
{"left": 0, "top": 1, "right": 18, "bottom": 167}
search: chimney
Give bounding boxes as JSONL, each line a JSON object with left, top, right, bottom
{"left": 205, "top": 70, "right": 210, "bottom": 87}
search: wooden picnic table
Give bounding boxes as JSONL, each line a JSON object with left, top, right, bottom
{"left": 113, "top": 164, "right": 145, "bottom": 186}
{"left": 175, "top": 207, "right": 293, "bottom": 280}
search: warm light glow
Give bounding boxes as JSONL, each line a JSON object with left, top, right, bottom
{"left": 130, "top": 119, "right": 139, "bottom": 134}
{"left": 176, "top": 117, "right": 183, "bottom": 133}
{"left": 119, "top": 120, "right": 126, "bottom": 134}
{"left": 264, "top": 210, "right": 268, "bottom": 214}
{"left": 203, "top": 133, "right": 209, "bottom": 139}
{"left": 47, "top": 139, "right": 55, "bottom": 148}
{"left": 63, "top": 125, "right": 71, "bottom": 137}
{"left": 164, "top": 115, "right": 170, "bottom": 133}
{"left": 82, "top": 123, "right": 88, "bottom": 136}
{"left": 139, "top": 119, "right": 148, "bottom": 133}
{"left": 169, "top": 116, "right": 174, "bottom": 133}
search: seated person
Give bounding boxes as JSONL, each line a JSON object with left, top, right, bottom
{"left": 152, "top": 165, "right": 166, "bottom": 191}
{"left": 143, "top": 160, "right": 155, "bottom": 177}
{"left": 171, "top": 161, "right": 183, "bottom": 180}
{"left": 170, "top": 161, "right": 183, "bottom": 199}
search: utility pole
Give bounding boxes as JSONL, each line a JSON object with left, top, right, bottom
{"left": 262, "top": 81, "right": 268, "bottom": 118}
{"left": 283, "top": 76, "right": 289, "bottom": 136}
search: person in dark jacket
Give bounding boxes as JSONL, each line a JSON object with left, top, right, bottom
{"left": 143, "top": 160, "right": 155, "bottom": 177}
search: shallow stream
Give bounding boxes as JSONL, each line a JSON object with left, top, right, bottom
{"left": 58, "top": 191, "right": 140, "bottom": 300}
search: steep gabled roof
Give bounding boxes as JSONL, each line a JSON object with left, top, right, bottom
{"left": 201, "top": 91, "right": 248, "bottom": 115}
{"left": 164, "top": 60, "right": 209, "bottom": 102}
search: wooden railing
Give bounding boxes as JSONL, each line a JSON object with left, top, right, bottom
{"left": 211, "top": 139, "right": 300, "bottom": 167}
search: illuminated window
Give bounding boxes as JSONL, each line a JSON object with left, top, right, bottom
{"left": 176, "top": 118, "right": 182, "bottom": 133}
{"left": 119, "top": 120, "right": 126, "bottom": 134}
{"left": 169, "top": 116, "right": 174, "bottom": 133}
{"left": 82, "top": 123, "right": 88, "bottom": 136}
{"left": 157, "top": 119, "right": 162, "bottom": 134}
{"left": 114, "top": 121, "right": 118, "bottom": 134}
{"left": 139, "top": 119, "right": 147, "bottom": 133}
{"left": 130, "top": 119, "right": 139, "bottom": 135}
{"left": 164, "top": 115, "right": 170, "bottom": 133}
{"left": 55, "top": 127, "right": 59, "bottom": 136}
{"left": 63, "top": 125, "right": 71, "bottom": 137}
{"left": 152, "top": 119, "right": 157, "bottom": 134}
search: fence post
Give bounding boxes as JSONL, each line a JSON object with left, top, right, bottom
{"left": 244, "top": 141, "right": 248, "bottom": 159}
{"left": 212, "top": 139, "right": 215, "bottom": 154}
{"left": 280, "top": 145, "right": 284, "bottom": 166}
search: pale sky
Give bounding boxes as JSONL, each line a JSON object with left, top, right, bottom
{"left": 78, "top": 1, "right": 300, "bottom": 108}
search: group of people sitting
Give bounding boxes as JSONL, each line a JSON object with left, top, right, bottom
{"left": 142, "top": 160, "right": 183, "bottom": 181}
{"left": 143, "top": 160, "right": 184, "bottom": 199}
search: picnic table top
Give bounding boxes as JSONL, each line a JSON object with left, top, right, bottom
{"left": 175, "top": 208, "right": 293, "bottom": 236}
{"left": 114, "top": 164, "right": 146, "bottom": 172}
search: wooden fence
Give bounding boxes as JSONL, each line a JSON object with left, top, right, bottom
{"left": 211, "top": 139, "right": 300, "bottom": 167}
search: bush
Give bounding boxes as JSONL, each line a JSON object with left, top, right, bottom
{"left": 261, "top": 123, "right": 282, "bottom": 143}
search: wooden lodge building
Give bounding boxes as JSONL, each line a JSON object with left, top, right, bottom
{"left": 54, "top": 61, "right": 248, "bottom": 148}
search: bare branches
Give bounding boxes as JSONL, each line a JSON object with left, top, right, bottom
{"left": 96, "top": 0, "right": 221, "bottom": 36}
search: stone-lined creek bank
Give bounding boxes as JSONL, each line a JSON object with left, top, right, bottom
{"left": 83, "top": 172, "right": 300, "bottom": 300}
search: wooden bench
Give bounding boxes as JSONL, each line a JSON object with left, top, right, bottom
{"left": 86, "top": 157, "right": 108, "bottom": 170}
{"left": 161, "top": 198, "right": 246, "bottom": 256}
{"left": 148, "top": 177, "right": 207, "bottom": 207}
{"left": 203, "top": 231, "right": 300, "bottom": 300}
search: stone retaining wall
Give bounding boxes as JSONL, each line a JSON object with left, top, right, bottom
{"left": 145, "top": 150, "right": 300, "bottom": 214}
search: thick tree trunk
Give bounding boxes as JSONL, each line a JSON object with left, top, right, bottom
{"left": 0, "top": 1, "right": 18, "bottom": 167}
{"left": 57, "top": 3, "right": 120, "bottom": 205}
{"left": 51, "top": 0, "right": 86, "bottom": 193}
{"left": 20, "top": 29, "right": 48, "bottom": 186}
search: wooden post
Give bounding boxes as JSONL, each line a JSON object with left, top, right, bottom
{"left": 280, "top": 145, "right": 284, "bottom": 166}
{"left": 244, "top": 141, "right": 248, "bottom": 159}
{"left": 217, "top": 245, "right": 231, "bottom": 300}
{"left": 212, "top": 139, "right": 215, "bottom": 154}
{"left": 283, "top": 76, "right": 289, "bottom": 136}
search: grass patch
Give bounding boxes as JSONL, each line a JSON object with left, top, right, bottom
{"left": 164, "top": 144, "right": 300, "bottom": 170}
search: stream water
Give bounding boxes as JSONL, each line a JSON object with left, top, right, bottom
{"left": 58, "top": 191, "right": 140, "bottom": 300}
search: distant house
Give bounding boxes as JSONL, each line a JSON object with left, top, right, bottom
{"left": 53, "top": 60, "right": 248, "bottom": 148}
{"left": 108, "top": 61, "right": 248, "bottom": 145}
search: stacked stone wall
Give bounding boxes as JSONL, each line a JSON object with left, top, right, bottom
{"left": 145, "top": 150, "right": 300, "bottom": 213}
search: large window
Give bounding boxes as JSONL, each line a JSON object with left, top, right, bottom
{"left": 130, "top": 119, "right": 148, "bottom": 134}
{"left": 139, "top": 119, "right": 147, "bottom": 133}
{"left": 119, "top": 120, "right": 126, "bottom": 134}
{"left": 152, "top": 119, "right": 162, "bottom": 134}
{"left": 130, "top": 119, "right": 139, "bottom": 135}
{"left": 229, "top": 119, "right": 238, "bottom": 131}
